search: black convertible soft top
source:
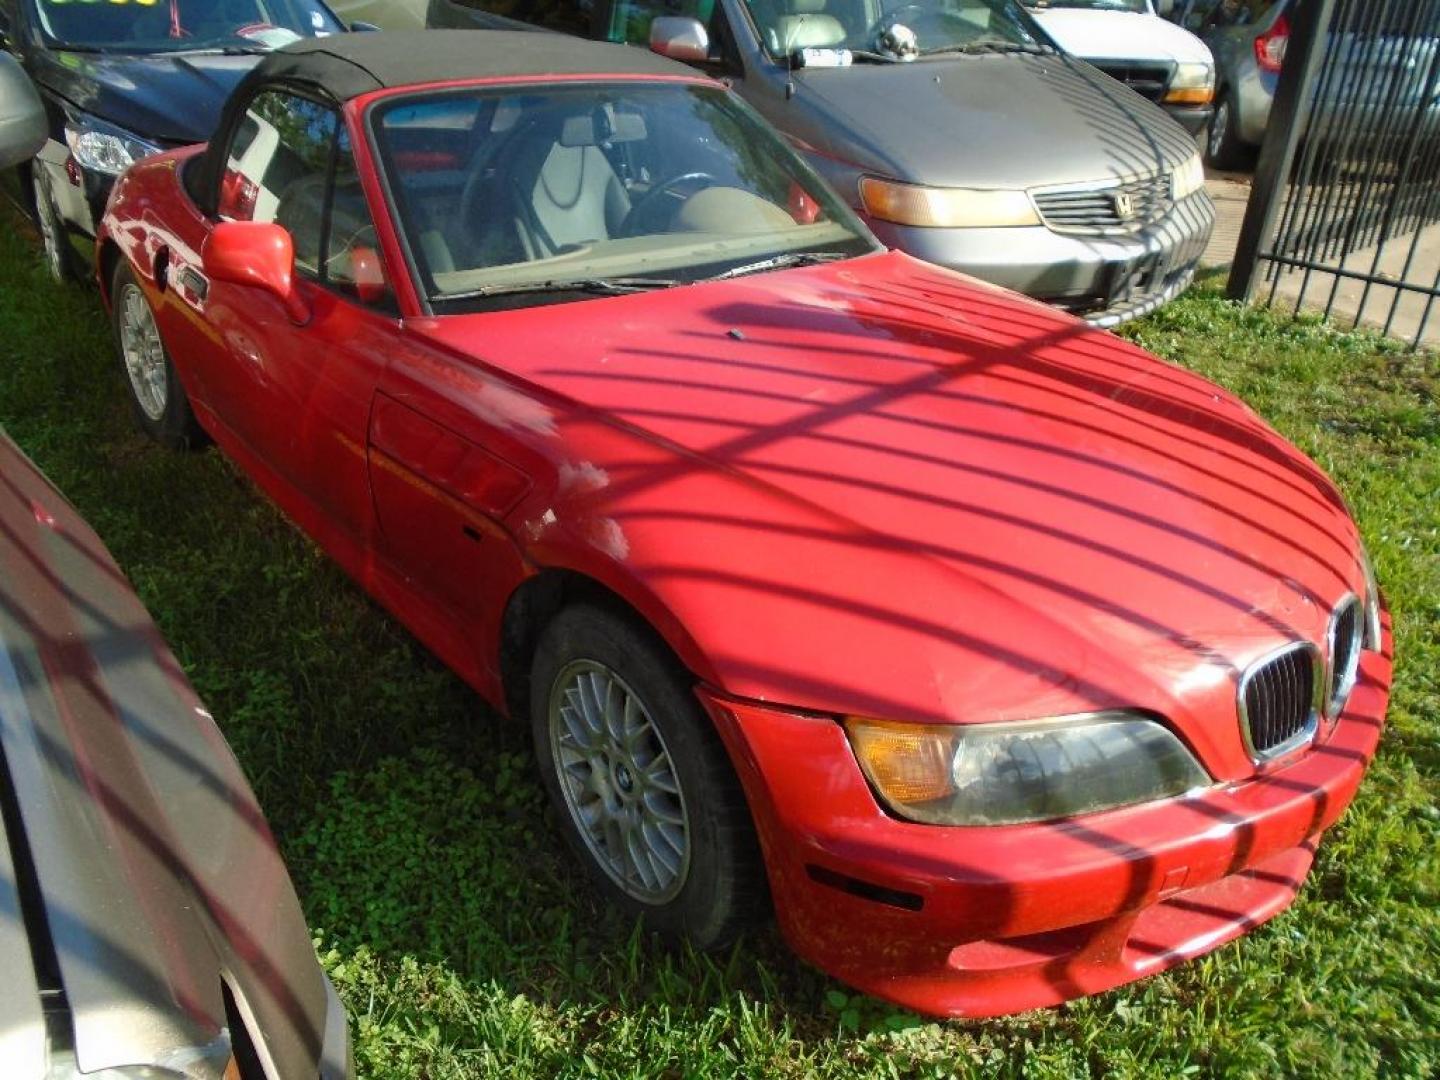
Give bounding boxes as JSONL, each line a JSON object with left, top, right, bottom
{"left": 192, "top": 29, "right": 703, "bottom": 215}
{"left": 255, "top": 29, "right": 696, "bottom": 102}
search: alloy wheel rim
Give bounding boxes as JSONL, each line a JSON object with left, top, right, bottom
{"left": 547, "top": 659, "right": 691, "bottom": 904}
{"left": 118, "top": 283, "right": 169, "bottom": 422}
{"left": 1209, "top": 101, "right": 1229, "bottom": 160}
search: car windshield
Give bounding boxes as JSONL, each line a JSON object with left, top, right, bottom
{"left": 30, "top": 0, "right": 343, "bottom": 54}
{"left": 1025, "top": 0, "right": 1147, "bottom": 13}
{"left": 741, "top": 0, "right": 1047, "bottom": 59}
{"left": 373, "top": 84, "right": 878, "bottom": 310}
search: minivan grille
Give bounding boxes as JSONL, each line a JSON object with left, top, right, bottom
{"left": 1091, "top": 61, "right": 1174, "bottom": 101}
{"left": 1031, "top": 174, "right": 1173, "bottom": 234}
{"left": 1326, "top": 596, "right": 1362, "bottom": 716}
{"left": 1239, "top": 644, "right": 1318, "bottom": 760}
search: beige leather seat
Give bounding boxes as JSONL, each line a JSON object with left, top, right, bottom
{"left": 772, "top": 0, "right": 847, "bottom": 53}
{"left": 507, "top": 126, "right": 632, "bottom": 259}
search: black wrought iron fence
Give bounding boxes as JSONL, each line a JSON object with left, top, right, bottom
{"left": 1229, "top": 0, "right": 1440, "bottom": 349}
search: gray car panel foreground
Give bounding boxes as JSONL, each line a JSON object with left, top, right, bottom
{"left": 0, "top": 788, "right": 48, "bottom": 1075}
{"left": 0, "top": 430, "right": 350, "bottom": 1080}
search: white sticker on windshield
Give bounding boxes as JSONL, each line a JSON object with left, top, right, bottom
{"left": 797, "top": 48, "right": 852, "bottom": 67}
{"left": 312, "top": 11, "right": 326, "bottom": 27}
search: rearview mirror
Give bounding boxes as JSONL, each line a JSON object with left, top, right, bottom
{"left": 348, "top": 246, "right": 388, "bottom": 306}
{"left": 649, "top": 16, "right": 711, "bottom": 64}
{"left": 0, "top": 53, "right": 46, "bottom": 172}
{"left": 203, "top": 221, "right": 310, "bottom": 324}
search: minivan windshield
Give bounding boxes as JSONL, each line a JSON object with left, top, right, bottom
{"left": 373, "top": 84, "right": 877, "bottom": 310}
{"left": 743, "top": 0, "right": 1048, "bottom": 59}
{"left": 30, "top": 0, "right": 343, "bottom": 54}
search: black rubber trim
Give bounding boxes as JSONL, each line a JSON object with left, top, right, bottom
{"left": 806, "top": 864, "right": 924, "bottom": 912}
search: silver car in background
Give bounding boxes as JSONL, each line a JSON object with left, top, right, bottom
{"left": 429, "top": 0, "right": 1215, "bottom": 326}
{"left": 1177, "top": 0, "right": 1440, "bottom": 169}
{"left": 0, "top": 426, "right": 351, "bottom": 1078}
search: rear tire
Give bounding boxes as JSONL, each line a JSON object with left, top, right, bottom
{"left": 1205, "top": 91, "right": 1252, "bottom": 171}
{"left": 110, "top": 262, "right": 205, "bottom": 449}
{"left": 530, "top": 602, "right": 767, "bottom": 949}
{"left": 33, "top": 167, "right": 79, "bottom": 284}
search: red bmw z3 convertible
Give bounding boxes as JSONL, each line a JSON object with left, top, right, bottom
{"left": 97, "top": 30, "right": 1392, "bottom": 1018}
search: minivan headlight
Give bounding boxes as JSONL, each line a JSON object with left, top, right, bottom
{"left": 1171, "top": 151, "right": 1206, "bottom": 200}
{"left": 64, "top": 114, "right": 162, "bottom": 176}
{"left": 845, "top": 711, "right": 1210, "bottom": 826}
{"left": 1164, "top": 61, "right": 1216, "bottom": 104}
{"left": 858, "top": 177, "right": 1041, "bottom": 228}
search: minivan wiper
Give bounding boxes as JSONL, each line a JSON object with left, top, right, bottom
{"left": 706, "top": 250, "right": 849, "bottom": 281}
{"left": 443, "top": 276, "right": 685, "bottom": 301}
{"left": 923, "top": 40, "right": 1050, "bottom": 56}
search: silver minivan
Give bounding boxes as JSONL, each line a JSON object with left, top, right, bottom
{"left": 429, "top": 0, "right": 1215, "bottom": 325}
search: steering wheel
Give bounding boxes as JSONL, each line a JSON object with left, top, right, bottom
{"left": 617, "top": 172, "right": 717, "bottom": 237}
{"left": 457, "top": 124, "right": 533, "bottom": 260}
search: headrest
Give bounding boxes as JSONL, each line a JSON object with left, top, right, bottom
{"left": 773, "top": 13, "right": 845, "bottom": 52}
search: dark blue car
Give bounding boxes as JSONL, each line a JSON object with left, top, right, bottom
{"left": 0, "top": 0, "right": 349, "bottom": 280}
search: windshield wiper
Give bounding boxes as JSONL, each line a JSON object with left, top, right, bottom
{"left": 923, "top": 40, "right": 1051, "bottom": 56}
{"left": 444, "top": 276, "right": 685, "bottom": 301}
{"left": 706, "top": 250, "right": 850, "bottom": 281}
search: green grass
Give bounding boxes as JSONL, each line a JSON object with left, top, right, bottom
{"left": 1, "top": 218, "right": 1436, "bottom": 1078}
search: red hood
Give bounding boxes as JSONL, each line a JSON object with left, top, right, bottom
{"left": 414, "top": 252, "right": 1364, "bottom": 780}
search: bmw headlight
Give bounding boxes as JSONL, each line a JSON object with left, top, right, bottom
{"left": 1163, "top": 61, "right": 1215, "bottom": 105}
{"left": 64, "top": 114, "right": 162, "bottom": 176}
{"left": 858, "top": 177, "right": 1041, "bottom": 228}
{"left": 1170, "top": 152, "right": 1206, "bottom": 200}
{"left": 845, "top": 711, "right": 1210, "bottom": 826}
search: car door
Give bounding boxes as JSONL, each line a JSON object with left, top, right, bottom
{"left": 199, "top": 87, "right": 397, "bottom": 548}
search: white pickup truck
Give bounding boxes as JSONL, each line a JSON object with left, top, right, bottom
{"left": 1026, "top": 0, "right": 1216, "bottom": 139}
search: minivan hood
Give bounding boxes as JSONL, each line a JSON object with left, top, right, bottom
{"left": 1030, "top": 9, "right": 1213, "bottom": 66}
{"left": 789, "top": 52, "right": 1197, "bottom": 188}
{"left": 31, "top": 49, "right": 261, "bottom": 144}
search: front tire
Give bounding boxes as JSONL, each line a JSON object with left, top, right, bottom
{"left": 33, "top": 167, "right": 79, "bottom": 283}
{"left": 530, "top": 602, "right": 766, "bottom": 948}
{"left": 110, "top": 262, "right": 205, "bottom": 449}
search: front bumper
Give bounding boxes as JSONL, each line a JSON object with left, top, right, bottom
{"left": 1161, "top": 102, "right": 1213, "bottom": 138}
{"left": 701, "top": 617, "right": 1391, "bottom": 1018}
{"left": 864, "top": 190, "right": 1215, "bottom": 328}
